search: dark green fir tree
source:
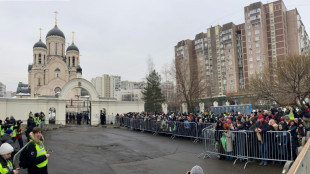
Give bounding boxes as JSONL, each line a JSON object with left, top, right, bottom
{"left": 142, "top": 70, "right": 165, "bottom": 113}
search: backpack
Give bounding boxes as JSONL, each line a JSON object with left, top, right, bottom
{"left": 19, "top": 142, "right": 32, "bottom": 169}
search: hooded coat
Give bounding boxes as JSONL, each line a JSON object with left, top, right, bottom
{"left": 27, "top": 132, "right": 48, "bottom": 174}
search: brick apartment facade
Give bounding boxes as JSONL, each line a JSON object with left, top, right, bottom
{"left": 175, "top": 0, "right": 310, "bottom": 100}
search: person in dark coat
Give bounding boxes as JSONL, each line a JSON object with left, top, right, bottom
{"left": 215, "top": 121, "right": 225, "bottom": 160}
{"left": 255, "top": 115, "right": 271, "bottom": 166}
{"left": 27, "top": 128, "right": 50, "bottom": 174}
{"left": 288, "top": 120, "right": 298, "bottom": 160}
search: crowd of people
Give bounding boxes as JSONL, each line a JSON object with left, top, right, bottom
{"left": 117, "top": 104, "right": 310, "bottom": 166}
{"left": 0, "top": 112, "right": 51, "bottom": 174}
{"left": 65, "top": 112, "right": 90, "bottom": 125}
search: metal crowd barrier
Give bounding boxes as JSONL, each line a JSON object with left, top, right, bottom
{"left": 114, "top": 116, "right": 216, "bottom": 142}
{"left": 200, "top": 129, "right": 294, "bottom": 168}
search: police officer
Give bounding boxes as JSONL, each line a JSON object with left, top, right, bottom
{"left": 27, "top": 127, "right": 50, "bottom": 174}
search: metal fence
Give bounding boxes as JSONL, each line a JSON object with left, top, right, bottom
{"left": 200, "top": 129, "right": 294, "bottom": 168}
{"left": 115, "top": 116, "right": 215, "bottom": 141}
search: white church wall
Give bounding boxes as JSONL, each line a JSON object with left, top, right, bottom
{"left": 0, "top": 98, "right": 66, "bottom": 125}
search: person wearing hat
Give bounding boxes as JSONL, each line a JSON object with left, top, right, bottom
{"left": 27, "top": 127, "right": 50, "bottom": 174}
{"left": 1, "top": 129, "right": 14, "bottom": 147}
{"left": 186, "top": 165, "right": 204, "bottom": 174}
{"left": 0, "top": 143, "right": 20, "bottom": 174}
{"left": 255, "top": 115, "right": 271, "bottom": 166}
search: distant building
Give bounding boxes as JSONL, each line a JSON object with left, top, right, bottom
{"left": 91, "top": 74, "right": 121, "bottom": 98}
{"left": 175, "top": 0, "right": 310, "bottom": 100}
{"left": 0, "top": 82, "right": 6, "bottom": 97}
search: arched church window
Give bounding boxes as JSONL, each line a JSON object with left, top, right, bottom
{"left": 54, "top": 87, "right": 61, "bottom": 94}
{"left": 55, "top": 43, "right": 58, "bottom": 55}
{"left": 49, "top": 43, "right": 51, "bottom": 55}
{"left": 62, "top": 44, "right": 64, "bottom": 56}
{"left": 38, "top": 54, "right": 42, "bottom": 64}
{"left": 34, "top": 54, "right": 36, "bottom": 64}
{"left": 38, "top": 78, "right": 41, "bottom": 86}
{"left": 72, "top": 56, "right": 75, "bottom": 67}
{"left": 44, "top": 55, "right": 46, "bottom": 64}
{"left": 55, "top": 68, "right": 60, "bottom": 78}
{"left": 68, "top": 57, "right": 70, "bottom": 66}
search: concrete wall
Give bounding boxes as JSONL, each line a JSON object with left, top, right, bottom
{"left": 0, "top": 98, "right": 144, "bottom": 126}
{"left": 0, "top": 98, "right": 66, "bottom": 125}
{"left": 288, "top": 139, "right": 310, "bottom": 174}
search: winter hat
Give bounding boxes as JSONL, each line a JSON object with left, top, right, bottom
{"left": 5, "top": 129, "right": 12, "bottom": 134}
{"left": 258, "top": 115, "right": 264, "bottom": 119}
{"left": 0, "top": 143, "right": 14, "bottom": 155}
{"left": 190, "top": 165, "right": 204, "bottom": 174}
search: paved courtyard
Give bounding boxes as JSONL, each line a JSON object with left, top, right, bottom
{"left": 22, "top": 126, "right": 283, "bottom": 174}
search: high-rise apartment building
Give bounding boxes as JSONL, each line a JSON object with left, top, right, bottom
{"left": 91, "top": 74, "right": 121, "bottom": 98}
{"left": 0, "top": 82, "right": 6, "bottom": 97}
{"left": 175, "top": 0, "right": 310, "bottom": 100}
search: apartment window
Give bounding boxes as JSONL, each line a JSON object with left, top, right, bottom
{"left": 249, "top": 57, "right": 253, "bottom": 61}
{"left": 248, "top": 38, "right": 251, "bottom": 42}
{"left": 248, "top": 25, "right": 251, "bottom": 29}
{"left": 206, "top": 66, "right": 209, "bottom": 70}
{"left": 228, "top": 61, "right": 232, "bottom": 65}
{"left": 230, "top": 80, "right": 233, "bottom": 84}
{"left": 228, "top": 49, "right": 231, "bottom": 53}
{"left": 258, "top": 62, "right": 262, "bottom": 66}
{"left": 250, "top": 71, "right": 254, "bottom": 74}
{"left": 221, "top": 56, "right": 225, "bottom": 60}
{"left": 221, "top": 62, "right": 225, "bottom": 66}
{"left": 273, "top": 51, "right": 276, "bottom": 55}
{"left": 229, "top": 74, "right": 233, "bottom": 77}
{"left": 228, "top": 67, "right": 232, "bottom": 71}
{"left": 223, "top": 80, "right": 227, "bottom": 84}
{"left": 255, "top": 30, "right": 260, "bottom": 34}
{"left": 271, "top": 26, "right": 274, "bottom": 30}
{"left": 250, "top": 64, "right": 254, "bottom": 68}
{"left": 222, "top": 68, "right": 226, "bottom": 72}
{"left": 256, "top": 43, "right": 260, "bottom": 47}
{"left": 271, "top": 32, "right": 275, "bottom": 36}
{"left": 255, "top": 36, "right": 260, "bottom": 41}
{"left": 206, "top": 72, "right": 210, "bottom": 75}
{"left": 228, "top": 55, "right": 232, "bottom": 59}
{"left": 200, "top": 57, "right": 204, "bottom": 60}
{"left": 206, "top": 60, "right": 209, "bottom": 64}
{"left": 256, "top": 49, "right": 261, "bottom": 53}
{"left": 254, "top": 23, "right": 260, "bottom": 28}
{"left": 248, "top": 32, "right": 252, "bottom": 36}
{"left": 249, "top": 51, "right": 253, "bottom": 55}
{"left": 230, "top": 85, "right": 234, "bottom": 89}
{"left": 257, "top": 56, "right": 262, "bottom": 60}
{"left": 249, "top": 45, "right": 252, "bottom": 49}
{"left": 272, "top": 45, "right": 276, "bottom": 49}
{"left": 227, "top": 43, "right": 232, "bottom": 47}
{"left": 247, "top": 19, "right": 250, "bottom": 23}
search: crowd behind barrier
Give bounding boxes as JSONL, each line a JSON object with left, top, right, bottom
{"left": 114, "top": 105, "right": 310, "bottom": 168}
{"left": 115, "top": 115, "right": 214, "bottom": 141}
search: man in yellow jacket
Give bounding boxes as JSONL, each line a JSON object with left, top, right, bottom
{"left": 27, "top": 127, "right": 50, "bottom": 174}
{"left": 0, "top": 143, "right": 20, "bottom": 174}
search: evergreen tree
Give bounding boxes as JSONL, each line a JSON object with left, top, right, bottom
{"left": 142, "top": 70, "right": 165, "bottom": 113}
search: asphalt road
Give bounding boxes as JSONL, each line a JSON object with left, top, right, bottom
{"left": 20, "top": 125, "right": 283, "bottom": 174}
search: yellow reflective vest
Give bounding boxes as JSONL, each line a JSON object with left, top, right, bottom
{"left": 0, "top": 125, "right": 4, "bottom": 136}
{"left": 0, "top": 160, "right": 13, "bottom": 174}
{"left": 29, "top": 139, "right": 48, "bottom": 168}
{"left": 9, "top": 126, "right": 16, "bottom": 138}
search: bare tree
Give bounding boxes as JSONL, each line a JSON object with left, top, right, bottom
{"left": 250, "top": 55, "right": 310, "bottom": 108}
{"left": 173, "top": 59, "right": 207, "bottom": 113}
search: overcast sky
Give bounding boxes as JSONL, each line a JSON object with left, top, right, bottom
{"left": 0, "top": 0, "right": 310, "bottom": 91}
